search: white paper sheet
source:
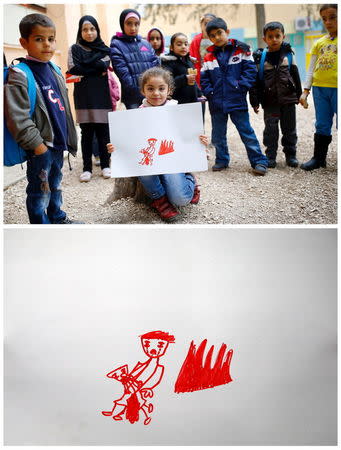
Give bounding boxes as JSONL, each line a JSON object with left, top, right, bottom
{"left": 108, "top": 102, "right": 208, "bottom": 177}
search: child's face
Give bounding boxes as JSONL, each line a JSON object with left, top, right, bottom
{"left": 149, "top": 30, "right": 162, "bottom": 51}
{"left": 201, "top": 17, "right": 213, "bottom": 38}
{"left": 142, "top": 75, "right": 170, "bottom": 106}
{"left": 321, "top": 7, "right": 337, "bottom": 37}
{"left": 81, "top": 21, "right": 98, "bottom": 43}
{"left": 124, "top": 18, "right": 140, "bottom": 36}
{"left": 141, "top": 337, "right": 169, "bottom": 358}
{"left": 263, "top": 28, "right": 285, "bottom": 52}
{"left": 171, "top": 35, "right": 189, "bottom": 57}
{"left": 20, "top": 25, "right": 56, "bottom": 62}
{"left": 207, "top": 28, "right": 230, "bottom": 47}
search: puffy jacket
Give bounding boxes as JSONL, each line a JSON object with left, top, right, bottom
{"left": 200, "top": 39, "right": 257, "bottom": 113}
{"left": 189, "top": 33, "right": 203, "bottom": 87}
{"left": 249, "top": 42, "right": 302, "bottom": 108}
{"left": 110, "top": 32, "right": 159, "bottom": 105}
{"left": 161, "top": 52, "right": 202, "bottom": 104}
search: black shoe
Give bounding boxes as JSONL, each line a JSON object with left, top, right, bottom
{"left": 55, "top": 216, "right": 85, "bottom": 224}
{"left": 285, "top": 155, "right": 299, "bottom": 168}
{"left": 253, "top": 164, "right": 267, "bottom": 176}
{"left": 300, "top": 158, "right": 323, "bottom": 171}
{"left": 267, "top": 159, "right": 277, "bottom": 168}
{"left": 212, "top": 163, "right": 228, "bottom": 172}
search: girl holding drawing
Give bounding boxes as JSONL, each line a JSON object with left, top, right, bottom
{"left": 67, "top": 15, "right": 115, "bottom": 183}
{"left": 107, "top": 67, "right": 208, "bottom": 223}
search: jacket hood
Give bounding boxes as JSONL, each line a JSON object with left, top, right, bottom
{"left": 253, "top": 42, "right": 294, "bottom": 61}
{"left": 161, "top": 52, "right": 197, "bottom": 64}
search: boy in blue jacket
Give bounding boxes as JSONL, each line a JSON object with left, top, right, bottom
{"left": 201, "top": 18, "right": 268, "bottom": 175}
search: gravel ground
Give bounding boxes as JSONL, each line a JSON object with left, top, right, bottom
{"left": 3, "top": 103, "right": 337, "bottom": 224}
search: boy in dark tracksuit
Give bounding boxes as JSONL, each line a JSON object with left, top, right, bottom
{"left": 201, "top": 18, "right": 268, "bottom": 175}
{"left": 250, "top": 21, "right": 302, "bottom": 168}
{"left": 4, "top": 13, "right": 81, "bottom": 224}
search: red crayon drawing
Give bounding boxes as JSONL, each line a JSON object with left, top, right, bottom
{"left": 139, "top": 138, "right": 158, "bottom": 166}
{"left": 174, "top": 339, "right": 233, "bottom": 393}
{"left": 158, "top": 140, "right": 175, "bottom": 155}
{"left": 102, "top": 330, "right": 175, "bottom": 425}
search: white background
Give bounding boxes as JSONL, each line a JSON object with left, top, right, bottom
{"left": 109, "top": 103, "right": 208, "bottom": 177}
{"left": 4, "top": 228, "right": 337, "bottom": 445}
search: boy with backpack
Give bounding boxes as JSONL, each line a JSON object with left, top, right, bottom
{"left": 250, "top": 21, "right": 302, "bottom": 168}
{"left": 4, "top": 13, "right": 82, "bottom": 224}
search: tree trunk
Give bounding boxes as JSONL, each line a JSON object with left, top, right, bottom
{"left": 255, "top": 4, "right": 266, "bottom": 49}
{"left": 106, "top": 177, "right": 150, "bottom": 205}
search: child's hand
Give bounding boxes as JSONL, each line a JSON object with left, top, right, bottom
{"left": 187, "top": 74, "right": 196, "bottom": 85}
{"left": 34, "top": 143, "right": 48, "bottom": 155}
{"left": 299, "top": 91, "right": 309, "bottom": 109}
{"left": 253, "top": 106, "right": 259, "bottom": 114}
{"left": 199, "top": 134, "right": 209, "bottom": 147}
{"left": 107, "top": 143, "right": 115, "bottom": 153}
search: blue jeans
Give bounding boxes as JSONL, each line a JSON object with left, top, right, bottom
{"left": 138, "top": 173, "right": 195, "bottom": 206}
{"left": 211, "top": 109, "right": 268, "bottom": 168}
{"left": 313, "top": 86, "right": 337, "bottom": 136}
{"left": 26, "top": 148, "right": 66, "bottom": 224}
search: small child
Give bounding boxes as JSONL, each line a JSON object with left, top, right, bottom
{"left": 300, "top": 4, "right": 337, "bottom": 171}
{"left": 250, "top": 21, "right": 302, "bottom": 168}
{"left": 200, "top": 18, "right": 268, "bottom": 175}
{"left": 67, "top": 15, "right": 113, "bottom": 182}
{"left": 110, "top": 8, "right": 159, "bottom": 110}
{"left": 4, "top": 14, "right": 82, "bottom": 224}
{"left": 107, "top": 67, "right": 208, "bottom": 222}
{"left": 147, "top": 27, "right": 165, "bottom": 57}
{"left": 161, "top": 32, "right": 203, "bottom": 105}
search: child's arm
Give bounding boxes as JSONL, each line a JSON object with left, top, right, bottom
{"left": 110, "top": 44, "right": 139, "bottom": 94}
{"left": 249, "top": 49, "right": 262, "bottom": 113}
{"left": 200, "top": 60, "right": 214, "bottom": 99}
{"left": 237, "top": 49, "right": 258, "bottom": 91}
{"left": 67, "top": 45, "right": 110, "bottom": 76}
{"left": 299, "top": 54, "right": 317, "bottom": 108}
{"left": 289, "top": 52, "right": 303, "bottom": 103}
{"left": 4, "top": 67, "right": 47, "bottom": 152}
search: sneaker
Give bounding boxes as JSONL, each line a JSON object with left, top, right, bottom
{"left": 285, "top": 155, "right": 299, "bottom": 168}
{"left": 56, "top": 216, "right": 85, "bottom": 224}
{"left": 80, "top": 171, "right": 92, "bottom": 182}
{"left": 267, "top": 159, "right": 277, "bottom": 168}
{"left": 212, "top": 163, "right": 228, "bottom": 172}
{"left": 151, "top": 195, "right": 180, "bottom": 222}
{"left": 94, "top": 156, "right": 101, "bottom": 166}
{"left": 253, "top": 164, "right": 267, "bottom": 176}
{"left": 102, "top": 167, "right": 111, "bottom": 179}
{"left": 191, "top": 184, "right": 201, "bottom": 204}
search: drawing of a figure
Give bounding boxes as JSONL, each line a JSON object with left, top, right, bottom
{"left": 139, "top": 138, "right": 158, "bottom": 166}
{"left": 102, "top": 330, "right": 175, "bottom": 425}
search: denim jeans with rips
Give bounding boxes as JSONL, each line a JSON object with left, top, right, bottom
{"left": 26, "top": 148, "right": 67, "bottom": 224}
{"left": 138, "top": 173, "right": 195, "bottom": 206}
{"left": 211, "top": 109, "right": 268, "bottom": 168}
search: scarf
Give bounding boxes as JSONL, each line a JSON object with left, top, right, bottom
{"left": 76, "top": 15, "right": 110, "bottom": 65}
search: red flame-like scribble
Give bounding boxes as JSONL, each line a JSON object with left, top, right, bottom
{"left": 158, "top": 140, "right": 175, "bottom": 155}
{"left": 174, "top": 339, "right": 233, "bottom": 393}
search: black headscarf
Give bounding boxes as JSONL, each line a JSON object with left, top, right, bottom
{"left": 76, "top": 15, "right": 110, "bottom": 61}
{"left": 119, "top": 9, "right": 141, "bottom": 33}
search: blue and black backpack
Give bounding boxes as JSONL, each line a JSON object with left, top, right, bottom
{"left": 3, "top": 60, "right": 62, "bottom": 167}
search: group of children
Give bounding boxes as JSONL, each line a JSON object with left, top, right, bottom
{"left": 4, "top": 5, "right": 338, "bottom": 224}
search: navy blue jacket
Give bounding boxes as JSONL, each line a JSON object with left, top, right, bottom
{"left": 110, "top": 32, "right": 159, "bottom": 105}
{"left": 200, "top": 39, "right": 257, "bottom": 113}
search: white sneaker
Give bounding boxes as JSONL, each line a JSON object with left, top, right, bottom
{"left": 102, "top": 167, "right": 111, "bottom": 179}
{"left": 80, "top": 171, "right": 92, "bottom": 182}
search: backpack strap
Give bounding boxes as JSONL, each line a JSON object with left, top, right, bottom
{"left": 14, "top": 62, "right": 37, "bottom": 116}
{"left": 48, "top": 61, "right": 62, "bottom": 75}
{"left": 287, "top": 52, "right": 292, "bottom": 70}
{"left": 258, "top": 48, "right": 267, "bottom": 81}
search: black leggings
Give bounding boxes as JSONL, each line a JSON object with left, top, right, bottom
{"left": 79, "top": 122, "right": 111, "bottom": 172}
